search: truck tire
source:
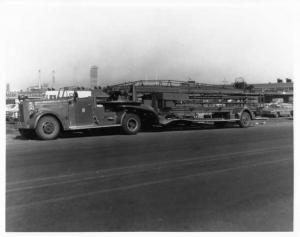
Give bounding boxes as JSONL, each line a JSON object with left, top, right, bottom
{"left": 238, "top": 111, "right": 251, "bottom": 128}
{"left": 122, "top": 113, "right": 141, "bottom": 135}
{"left": 35, "top": 115, "right": 60, "bottom": 140}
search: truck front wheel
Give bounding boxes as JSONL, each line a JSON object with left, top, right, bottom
{"left": 35, "top": 115, "right": 60, "bottom": 140}
{"left": 238, "top": 111, "right": 251, "bottom": 128}
{"left": 122, "top": 113, "right": 141, "bottom": 135}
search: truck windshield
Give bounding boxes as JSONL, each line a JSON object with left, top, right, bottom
{"left": 57, "top": 89, "right": 74, "bottom": 99}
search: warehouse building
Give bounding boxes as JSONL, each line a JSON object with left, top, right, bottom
{"left": 251, "top": 78, "right": 293, "bottom": 103}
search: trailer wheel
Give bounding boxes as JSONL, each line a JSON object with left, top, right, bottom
{"left": 35, "top": 115, "right": 60, "bottom": 140}
{"left": 122, "top": 113, "right": 141, "bottom": 135}
{"left": 238, "top": 111, "right": 251, "bottom": 128}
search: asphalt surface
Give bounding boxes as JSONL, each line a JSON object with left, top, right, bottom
{"left": 6, "top": 119, "right": 293, "bottom": 231}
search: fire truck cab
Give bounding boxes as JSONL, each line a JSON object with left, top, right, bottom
{"left": 18, "top": 88, "right": 159, "bottom": 140}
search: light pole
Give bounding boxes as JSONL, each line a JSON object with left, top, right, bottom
{"left": 38, "top": 69, "right": 41, "bottom": 89}
{"left": 52, "top": 70, "right": 55, "bottom": 89}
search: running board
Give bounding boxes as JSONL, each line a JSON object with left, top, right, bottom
{"left": 68, "top": 124, "right": 121, "bottom": 130}
{"left": 253, "top": 117, "right": 269, "bottom": 120}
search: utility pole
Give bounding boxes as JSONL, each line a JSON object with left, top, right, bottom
{"left": 38, "top": 69, "right": 41, "bottom": 89}
{"left": 52, "top": 70, "right": 55, "bottom": 89}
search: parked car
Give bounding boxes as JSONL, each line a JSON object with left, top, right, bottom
{"left": 261, "top": 103, "right": 293, "bottom": 117}
{"left": 6, "top": 104, "right": 19, "bottom": 123}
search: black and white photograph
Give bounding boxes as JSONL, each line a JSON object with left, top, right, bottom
{"left": 2, "top": 0, "right": 297, "bottom": 232}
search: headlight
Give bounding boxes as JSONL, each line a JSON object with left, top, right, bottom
{"left": 28, "top": 102, "right": 35, "bottom": 115}
{"left": 28, "top": 102, "right": 34, "bottom": 111}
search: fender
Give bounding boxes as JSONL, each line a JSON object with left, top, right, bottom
{"left": 116, "top": 111, "right": 127, "bottom": 124}
{"left": 118, "top": 104, "right": 160, "bottom": 125}
{"left": 235, "top": 107, "right": 254, "bottom": 120}
{"left": 243, "top": 108, "right": 254, "bottom": 119}
{"left": 32, "top": 110, "right": 67, "bottom": 130}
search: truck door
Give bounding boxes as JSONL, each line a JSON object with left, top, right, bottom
{"left": 74, "top": 97, "right": 94, "bottom": 125}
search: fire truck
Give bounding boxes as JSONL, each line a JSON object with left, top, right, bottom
{"left": 17, "top": 82, "right": 257, "bottom": 140}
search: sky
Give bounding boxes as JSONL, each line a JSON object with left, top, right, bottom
{"left": 1, "top": 0, "right": 295, "bottom": 90}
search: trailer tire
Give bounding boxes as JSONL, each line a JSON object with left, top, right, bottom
{"left": 238, "top": 111, "right": 251, "bottom": 128}
{"left": 35, "top": 115, "right": 60, "bottom": 140}
{"left": 122, "top": 113, "right": 141, "bottom": 135}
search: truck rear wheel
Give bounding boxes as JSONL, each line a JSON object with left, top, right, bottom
{"left": 35, "top": 115, "right": 60, "bottom": 140}
{"left": 122, "top": 113, "right": 141, "bottom": 135}
{"left": 238, "top": 111, "right": 251, "bottom": 128}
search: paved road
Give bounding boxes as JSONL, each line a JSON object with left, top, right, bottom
{"left": 6, "top": 120, "right": 293, "bottom": 231}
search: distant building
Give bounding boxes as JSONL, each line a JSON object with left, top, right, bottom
{"left": 251, "top": 79, "right": 293, "bottom": 94}
{"left": 26, "top": 83, "right": 49, "bottom": 92}
{"left": 251, "top": 79, "right": 293, "bottom": 103}
{"left": 90, "top": 66, "right": 98, "bottom": 88}
{"left": 6, "top": 83, "right": 10, "bottom": 92}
